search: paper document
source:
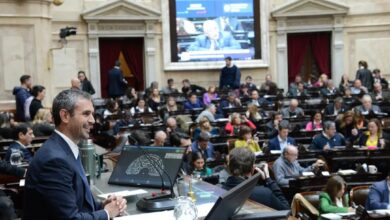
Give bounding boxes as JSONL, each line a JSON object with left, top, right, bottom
{"left": 98, "top": 189, "right": 147, "bottom": 199}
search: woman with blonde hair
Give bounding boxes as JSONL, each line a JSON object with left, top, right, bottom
{"left": 192, "top": 117, "right": 219, "bottom": 140}
{"left": 358, "top": 118, "right": 389, "bottom": 149}
{"left": 32, "top": 108, "right": 54, "bottom": 137}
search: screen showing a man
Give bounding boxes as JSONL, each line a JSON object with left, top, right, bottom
{"left": 175, "top": 0, "right": 255, "bottom": 62}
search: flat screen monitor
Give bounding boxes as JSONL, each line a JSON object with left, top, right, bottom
{"left": 108, "top": 146, "right": 186, "bottom": 188}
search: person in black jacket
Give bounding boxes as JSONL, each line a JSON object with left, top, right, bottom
{"left": 29, "top": 85, "right": 45, "bottom": 121}
{"left": 0, "top": 159, "right": 26, "bottom": 219}
{"left": 181, "top": 79, "right": 205, "bottom": 96}
{"left": 324, "top": 97, "right": 347, "bottom": 116}
{"left": 219, "top": 57, "right": 241, "bottom": 90}
{"left": 78, "top": 71, "right": 95, "bottom": 95}
{"left": 222, "top": 147, "right": 290, "bottom": 210}
{"left": 356, "top": 60, "right": 373, "bottom": 91}
{"left": 108, "top": 61, "right": 128, "bottom": 99}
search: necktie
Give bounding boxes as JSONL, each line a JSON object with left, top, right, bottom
{"left": 76, "top": 155, "right": 95, "bottom": 211}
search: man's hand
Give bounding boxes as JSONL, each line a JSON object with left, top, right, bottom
{"left": 254, "top": 163, "right": 270, "bottom": 180}
{"left": 104, "top": 196, "right": 127, "bottom": 218}
{"left": 323, "top": 144, "right": 330, "bottom": 151}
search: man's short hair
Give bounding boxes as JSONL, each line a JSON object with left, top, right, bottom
{"left": 245, "top": 76, "right": 252, "bottom": 80}
{"left": 115, "top": 60, "right": 121, "bottom": 67}
{"left": 182, "top": 79, "right": 190, "bottom": 84}
{"left": 198, "top": 132, "right": 210, "bottom": 142}
{"left": 52, "top": 89, "right": 91, "bottom": 127}
{"left": 334, "top": 97, "right": 343, "bottom": 104}
{"left": 373, "top": 69, "right": 381, "bottom": 74}
{"left": 31, "top": 85, "right": 45, "bottom": 97}
{"left": 20, "top": 75, "right": 31, "bottom": 84}
{"left": 12, "top": 123, "right": 30, "bottom": 140}
{"left": 278, "top": 121, "right": 289, "bottom": 131}
{"left": 323, "top": 121, "right": 335, "bottom": 131}
{"left": 167, "top": 78, "right": 174, "bottom": 84}
{"left": 225, "top": 56, "right": 232, "bottom": 61}
{"left": 228, "top": 147, "right": 255, "bottom": 176}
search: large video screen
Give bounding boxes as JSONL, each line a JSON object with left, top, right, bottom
{"left": 174, "top": 0, "right": 256, "bottom": 62}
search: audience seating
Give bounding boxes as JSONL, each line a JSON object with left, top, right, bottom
{"left": 349, "top": 185, "right": 370, "bottom": 207}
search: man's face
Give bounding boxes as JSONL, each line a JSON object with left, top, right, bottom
{"left": 225, "top": 59, "right": 231, "bottom": 67}
{"left": 66, "top": 99, "right": 95, "bottom": 141}
{"left": 335, "top": 101, "right": 342, "bottom": 109}
{"left": 38, "top": 89, "right": 46, "bottom": 100}
{"left": 205, "top": 24, "right": 219, "bottom": 40}
{"left": 199, "top": 141, "right": 208, "bottom": 150}
{"left": 190, "top": 95, "right": 197, "bottom": 104}
{"left": 354, "top": 80, "right": 362, "bottom": 88}
{"left": 279, "top": 128, "right": 289, "bottom": 140}
{"left": 25, "top": 78, "right": 32, "bottom": 89}
{"left": 251, "top": 91, "right": 259, "bottom": 100}
{"left": 20, "top": 128, "right": 34, "bottom": 145}
{"left": 168, "top": 80, "right": 174, "bottom": 88}
{"left": 374, "top": 84, "right": 382, "bottom": 93}
{"left": 194, "top": 158, "right": 205, "bottom": 170}
{"left": 285, "top": 149, "right": 298, "bottom": 163}
{"left": 363, "top": 99, "right": 372, "bottom": 109}
{"left": 325, "top": 126, "right": 336, "bottom": 137}
{"left": 245, "top": 78, "right": 252, "bottom": 84}
{"left": 295, "top": 76, "right": 302, "bottom": 83}
{"left": 298, "top": 84, "right": 304, "bottom": 91}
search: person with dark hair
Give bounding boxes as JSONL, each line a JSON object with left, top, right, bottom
{"left": 23, "top": 89, "right": 127, "bottom": 220}
{"left": 148, "top": 87, "right": 163, "bottom": 112}
{"left": 130, "top": 97, "right": 153, "bottom": 116}
{"left": 144, "top": 81, "right": 159, "bottom": 99}
{"left": 13, "top": 74, "right": 32, "bottom": 121}
{"left": 281, "top": 99, "right": 304, "bottom": 118}
{"left": 183, "top": 93, "right": 204, "bottom": 110}
{"left": 268, "top": 122, "right": 296, "bottom": 151}
{"left": 103, "top": 99, "right": 119, "bottom": 119}
{"left": 161, "top": 78, "right": 178, "bottom": 94}
{"left": 373, "top": 68, "right": 389, "bottom": 89}
{"left": 319, "top": 175, "right": 354, "bottom": 215}
{"left": 234, "top": 125, "right": 261, "bottom": 153}
{"left": 224, "top": 113, "right": 256, "bottom": 136}
{"left": 356, "top": 60, "right": 373, "bottom": 91}
{"left": 320, "top": 80, "right": 339, "bottom": 97}
{"left": 358, "top": 118, "right": 390, "bottom": 149}
{"left": 273, "top": 145, "right": 325, "bottom": 188}
{"left": 310, "top": 121, "right": 346, "bottom": 151}
{"left": 351, "top": 79, "right": 368, "bottom": 95}
{"left": 218, "top": 91, "right": 241, "bottom": 117}
{"left": 246, "top": 89, "right": 269, "bottom": 107}
{"left": 192, "top": 117, "right": 219, "bottom": 141}
{"left": 190, "top": 151, "right": 212, "bottom": 177}
{"left": 223, "top": 147, "right": 290, "bottom": 210}
{"left": 287, "top": 82, "right": 309, "bottom": 97}
{"left": 242, "top": 75, "right": 257, "bottom": 91}
{"left": 78, "top": 71, "right": 95, "bottom": 95}
{"left": 366, "top": 171, "right": 390, "bottom": 210}
{"left": 324, "top": 97, "right": 347, "bottom": 116}
{"left": 191, "top": 132, "right": 215, "bottom": 162}
{"left": 181, "top": 79, "right": 206, "bottom": 95}
{"left": 305, "top": 111, "right": 323, "bottom": 131}
{"left": 31, "top": 108, "right": 54, "bottom": 137}
{"left": 196, "top": 104, "right": 217, "bottom": 123}
{"left": 0, "top": 112, "right": 13, "bottom": 140}
{"left": 219, "top": 57, "right": 241, "bottom": 90}
{"left": 5, "top": 123, "right": 34, "bottom": 163}
{"left": 265, "top": 111, "right": 284, "bottom": 139}
{"left": 371, "top": 82, "right": 390, "bottom": 102}
{"left": 29, "top": 85, "right": 46, "bottom": 121}
{"left": 108, "top": 60, "right": 127, "bottom": 99}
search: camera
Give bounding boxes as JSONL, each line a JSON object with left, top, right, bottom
{"left": 59, "top": 27, "right": 77, "bottom": 39}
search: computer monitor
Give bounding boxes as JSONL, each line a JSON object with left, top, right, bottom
{"left": 205, "top": 172, "right": 261, "bottom": 220}
{"left": 108, "top": 145, "right": 186, "bottom": 188}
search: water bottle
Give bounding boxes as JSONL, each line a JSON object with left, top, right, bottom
{"left": 79, "top": 139, "right": 96, "bottom": 184}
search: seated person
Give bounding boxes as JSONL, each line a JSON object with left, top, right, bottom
{"left": 159, "top": 96, "right": 180, "bottom": 121}
{"left": 147, "top": 88, "right": 164, "bottom": 112}
{"left": 366, "top": 171, "right": 390, "bottom": 210}
{"left": 239, "top": 84, "right": 251, "bottom": 103}
{"left": 310, "top": 121, "right": 346, "bottom": 151}
{"left": 203, "top": 85, "right": 218, "bottom": 106}
{"left": 196, "top": 104, "right": 217, "bottom": 123}
{"left": 152, "top": 130, "right": 167, "bottom": 147}
{"left": 265, "top": 111, "right": 284, "bottom": 139}
{"left": 223, "top": 147, "right": 290, "bottom": 210}
{"left": 181, "top": 79, "right": 205, "bottom": 96}
{"left": 371, "top": 82, "right": 390, "bottom": 102}
{"left": 288, "top": 75, "right": 309, "bottom": 95}
{"left": 31, "top": 108, "right": 55, "bottom": 137}
{"left": 324, "top": 97, "right": 347, "bottom": 116}
{"left": 245, "top": 104, "right": 267, "bottom": 124}
{"left": 358, "top": 118, "right": 389, "bottom": 149}
{"left": 103, "top": 99, "right": 119, "bottom": 119}
{"left": 242, "top": 75, "right": 257, "bottom": 92}
{"left": 319, "top": 175, "right": 354, "bottom": 215}
{"left": 187, "top": 20, "right": 241, "bottom": 51}
{"left": 144, "top": 81, "right": 159, "bottom": 98}
{"left": 189, "top": 152, "right": 212, "bottom": 178}
{"left": 335, "top": 111, "right": 360, "bottom": 144}
{"left": 259, "top": 74, "right": 278, "bottom": 95}
{"left": 5, "top": 123, "right": 34, "bottom": 163}
{"left": 218, "top": 91, "right": 241, "bottom": 117}
{"left": 193, "top": 117, "right": 219, "bottom": 141}
{"left": 305, "top": 111, "right": 323, "bottom": 131}
{"left": 191, "top": 132, "right": 215, "bottom": 161}
{"left": 161, "top": 78, "right": 178, "bottom": 95}
{"left": 273, "top": 145, "right": 325, "bottom": 188}
{"left": 165, "top": 117, "right": 191, "bottom": 147}
{"left": 0, "top": 112, "right": 14, "bottom": 140}
{"left": 287, "top": 82, "right": 309, "bottom": 97}
{"left": 268, "top": 122, "right": 296, "bottom": 151}
{"left": 313, "top": 73, "right": 328, "bottom": 88}
{"left": 29, "top": 85, "right": 46, "bottom": 121}
{"left": 183, "top": 93, "right": 204, "bottom": 110}
{"left": 373, "top": 68, "right": 389, "bottom": 89}
{"left": 130, "top": 97, "right": 153, "bottom": 116}
{"left": 246, "top": 90, "right": 269, "bottom": 107}
{"left": 225, "top": 113, "right": 256, "bottom": 136}
{"left": 339, "top": 74, "right": 353, "bottom": 94}
{"left": 351, "top": 79, "right": 368, "bottom": 95}
{"left": 234, "top": 125, "right": 261, "bottom": 153}
{"left": 354, "top": 94, "right": 382, "bottom": 115}
{"left": 320, "top": 80, "right": 339, "bottom": 97}
{"left": 281, "top": 99, "right": 304, "bottom": 118}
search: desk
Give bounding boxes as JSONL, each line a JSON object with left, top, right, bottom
{"left": 92, "top": 173, "right": 274, "bottom": 217}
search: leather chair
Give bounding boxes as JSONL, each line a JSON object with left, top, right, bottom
{"left": 350, "top": 185, "right": 370, "bottom": 206}
{"left": 291, "top": 191, "right": 321, "bottom": 219}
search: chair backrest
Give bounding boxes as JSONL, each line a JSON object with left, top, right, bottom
{"left": 350, "top": 185, "right": 370, "bottom": 206}
{"left": 301, "top": 191, "right": 322, "bottom": 210}
{"left": 291, "top": 191, "right": 321, "bottom": 219}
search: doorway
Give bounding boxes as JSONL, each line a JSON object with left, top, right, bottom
{"left": 99, "top": 38, "right": 145, "bottom": 98}
{"left": 287, "top": 32, "right": 331, "bottom": 84}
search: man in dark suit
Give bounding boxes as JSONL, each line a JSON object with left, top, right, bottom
{"left": 356, "top": 60, "right": 373, "bottom": 91}
{"left": 268, "top": 122, "right": 296, "bottom": 151}
{"left": 5, "top": 123, "right": 34, "bottom": 164}
{"left": 23, "top": 89, "right": 126, "bottom": 220}
{"left": 108, "top": 61, "right": 127, "bottom": 99}
{"left": 310, "top": 121, "right": 345, "bottom": 151}
{"left": 324, "top": 97, "right": 347, "bottom": 116}
{"left": 366, "top": 171, "right": 390, "bottom": 210}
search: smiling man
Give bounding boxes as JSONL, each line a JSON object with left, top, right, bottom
{"left": 23, "top": 89, "right": 126, "bottom": 220}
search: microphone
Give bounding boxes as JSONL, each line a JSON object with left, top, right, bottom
{"left": 128, "top": 135, "right": 177, "bottom": 211}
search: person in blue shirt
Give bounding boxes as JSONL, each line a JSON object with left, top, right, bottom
{"left": 310, "top": 121, "right": 346, "bottom": 151}
{"left": 183, "top": 93, "right": 204, "bottom": 110}
{"left": 366, "top": 171, "right": 390, "bottom": 210}
{"left": 12, "top": 75, "right": 32, "bottom": 122}
{"left": 268, "top": 122, "right": 296, "bottom": 151}
{"left": 191, "top": 132, "right": 215, "bottom": 162}
{"left": 5, "top": 123, "right": 34, "bottom": 163}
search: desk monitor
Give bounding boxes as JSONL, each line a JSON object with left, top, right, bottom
{"left": 205, "top": 172, "right": 261, "bottom": 220}
{"left": 108, "top": 145, "right": 185, "bottom": 188}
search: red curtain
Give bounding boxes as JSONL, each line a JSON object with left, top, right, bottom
{"left": 287, "top": 32, "right": 331, "bottom": 83}
{"left": 311, "top": 32, "right": 331, "bottom": 77}
{"left": 99, "top": 38, "right": 144, "bottom": 98}
{"left": 287, "top": 34, "right": 311, "bottom": 83}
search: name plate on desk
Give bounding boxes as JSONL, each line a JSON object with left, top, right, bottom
{"left": 98, "top": 189, "right": 147, "bottom": 199}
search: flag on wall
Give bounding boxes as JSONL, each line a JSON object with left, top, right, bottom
{"left": 118, "top": 51, "right": 133, "bottom": 78}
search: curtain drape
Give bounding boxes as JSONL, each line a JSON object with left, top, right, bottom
{"left": 311, "top": 32, "right": 331, "bottom": 77}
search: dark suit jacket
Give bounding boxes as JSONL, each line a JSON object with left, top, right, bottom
{"left": 81, "top": 80, "right": 95, "bottom": 95}
{"left": 356, "top": 68, "right": 373, "bottom": 91}
{"left": 108, "top": 67, "right": 125, "bottom": 98}
{"left": 324, "top": 103, "right": 347, "bottom": 116}
{"left": 5, "top": 142, "right": 33, "bottom": 163}
{"left": 0, "top": 159, "right": 24, "bottom": 177}
{"left": 366, "top": 180, "right": 390, "bottom": 210}
{"left": 268, "top": 136, "right": 296, "bottom": 151}
{"left": 23, "top": 133, "right": 107, "bottom": 220}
